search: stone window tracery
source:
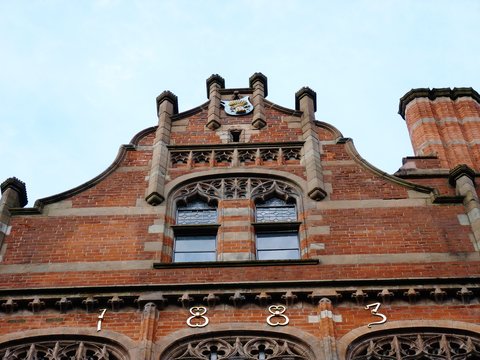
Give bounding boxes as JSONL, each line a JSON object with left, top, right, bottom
{"left": 0, "top": 339, "right": 128, "bottom": 360}
{"left": 171, "top": 177, "right": 301, "bottom": 263}
{"left": 347, "top": 330, "right": 480, "bottom": 360}
{"left": 161, "top": 334, "right": 313, "bottom": 360}
{"left": 172, "top": 178, "right": 298, "bottom": 203}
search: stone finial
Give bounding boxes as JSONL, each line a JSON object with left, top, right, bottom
{"left": 55, "top": 297, "right": 72, "bottom": 313}
{"left": 449, "top": 164, "right": 476, "bottom": 187}
{"left": 351, "top": 289, "right": 368, "bottom": 306}
{"left": 206, "top": 74, "right": 225, "bottom": 98}
{"left": 295, "top": 87, "right": 317, "bottom": 112}
{"left": 108, "top": 296, "right": 124, "bottom": 311}
{"left": 229, "top": 291, "right": 246, "bottom": 307}
{"left": 249, "top": 72, "right": 268, "bottom": 97}
{"left": 1, "top": 177, "right": 28, "bottom": 207}
{"left": 249, "top": 75, "right": 267, "bottom": 129}
{"left": 156, "top": 90, "right": 178, "bottom": 115}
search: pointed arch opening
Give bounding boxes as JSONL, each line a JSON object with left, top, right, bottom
{"left": 346, "top": 327, "right": 480, "bottom": 360}
{"left": 160, "top": 331, "right": 315, "bottom": 360}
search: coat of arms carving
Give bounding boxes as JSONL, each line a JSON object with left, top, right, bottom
{"left": 220, "top": 96, "right": 254, "bottom": 116}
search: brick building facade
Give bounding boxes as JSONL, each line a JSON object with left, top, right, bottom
{"left": 0, "top": 74, "right": 479, "bottom": 359}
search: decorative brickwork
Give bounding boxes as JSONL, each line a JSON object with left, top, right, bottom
{"left": 1, "top": 75, "right": 480, "bottom": 360}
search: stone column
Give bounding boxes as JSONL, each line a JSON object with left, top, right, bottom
{"left": 318, "top": 298, "right": 339, "bottom": 360}
{"left": 295, "top": 87, "right": 327, "bottom": 200}
{"left": 139, "top": 302, "right": 159, "bottom": 360}
{"left": 249, "top": 72, "right": 267, "bottom": 129}
{"left": 449, "top": 165, "right": 480, "bottom": 250}
{"left": 145, "top": 91, "right": 178, "bottom": 205}
{"left": 206, "top": 74, "right": 225, "bottom": 130}
{"left": 0, "top": 178, "right": 27, "bottom": 254}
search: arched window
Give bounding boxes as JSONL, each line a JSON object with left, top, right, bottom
{"left": 0, "top": 338, "right": 128, "bottom": 360}
{"left": 160, "top": 333, "right": 314, "bottom": 360}
{"left": 170, "top": 177, "right": 302, "bottom": 263}
{"left": 254, "top": 197, "right": 300, "bottom": 260}
{"left": 347, "top": 329, "right": 480, "bottom": 360}
{"left": 173, "top": 197, "right": 218, "bottom": 262}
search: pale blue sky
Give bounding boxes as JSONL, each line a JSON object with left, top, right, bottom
{"left": 1, "top": 0, "right": 479, "bottom": 205}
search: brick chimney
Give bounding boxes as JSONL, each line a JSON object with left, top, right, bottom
{"left": 399, "top": 88, "right": 480, "bottom": 171}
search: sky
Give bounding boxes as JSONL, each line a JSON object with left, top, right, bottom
{"left": 1, "top": 0, "right": 479, "bottom": 206}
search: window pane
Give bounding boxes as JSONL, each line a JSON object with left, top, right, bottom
{"left": 177, "top": 209, "right": 217, "bottom": 225}
{"left": 256, "top": 206, "right": 296, "bottom": 222}
{"left": 256, "top": 232, "right": 299, "bottom": 250}
{"left": 174, "top": 251, "right": 216, "bottom": 262}
{"left": 257, "top": 249, "right": 300, "bottom": 260}
{"left": 175, "top": 236, "right": 216, "bottom": 252}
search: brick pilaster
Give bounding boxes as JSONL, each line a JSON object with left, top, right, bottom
{"left": 317, "top": 298, "right": 339, "bottom": 360}
{"left": 139, "top": 302, "right": 159, "bottom": 360}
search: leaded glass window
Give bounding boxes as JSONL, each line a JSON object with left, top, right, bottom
{"left": 177, "top": 199, "right": 217, "bottom": 225}
{"left": 255, "top": 197, "right": 296, "bottom": 223}
{"left": 174, "top": 198, "right": 218, "bottom": 262}
{"left": 255, "top": 197, "right": 300, "bottom": 260}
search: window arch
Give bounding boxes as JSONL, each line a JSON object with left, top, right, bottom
{"left": 347, "top": 328, "right": 480, "bottom": 360}
{"left": 160, "top": 332, "right": 314, "bottom": 360}
{"left": 0, "top": 336, "right": 129, "bottom": 360}
{"left": 170, "top": 176, "right": 303, "bottom": 263}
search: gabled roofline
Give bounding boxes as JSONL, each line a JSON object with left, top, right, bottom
{"left": 341, "top": 137, "right": 434, "bottom": 194}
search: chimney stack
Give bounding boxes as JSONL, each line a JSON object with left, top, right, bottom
{"left": 399, "top": 88, "right": 480, "bottom": 171}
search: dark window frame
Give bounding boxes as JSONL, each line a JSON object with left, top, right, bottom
{"left": 173, "top": 198, "right": 219, "bottom": 263}
{"left": 253, "top": 196, "right": 301, "bottom": 260}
